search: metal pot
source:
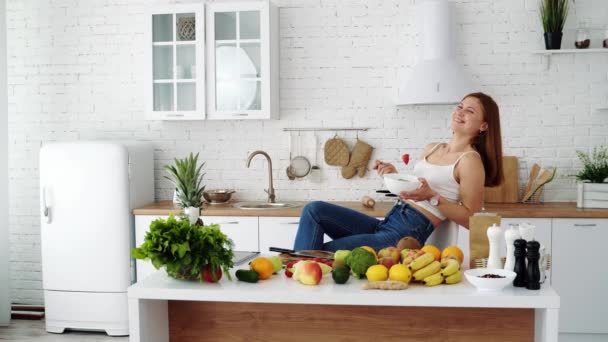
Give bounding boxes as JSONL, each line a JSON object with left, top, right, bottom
{"left": 202, "top": 189, "right": 235, "bottom": 204}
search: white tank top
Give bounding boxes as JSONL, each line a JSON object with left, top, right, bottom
{"left": 411, "top": 144, "right": 478, "bottom": 220}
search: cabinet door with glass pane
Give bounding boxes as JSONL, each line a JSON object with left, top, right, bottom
{"left": 206, "top": 1, "right": 279, "bottom": 120}
{"left": 146, "top": 5, "right": 205, "bottom": 120}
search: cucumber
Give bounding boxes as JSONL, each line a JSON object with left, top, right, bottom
{"left": 236, "top": 269, "right": 260, "bottom": 283}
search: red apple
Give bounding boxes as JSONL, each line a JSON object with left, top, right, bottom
{"left": 297, "top": 261, "right": 322, "bottom": 285}
{"left": 378, "top": 247, "right": 401, "bottom": 263}
{"left": 201, "top": 265, "right": 222, "bottom": 283}
{"left": 378, "top": 256, "right": 397, "bottom": 269}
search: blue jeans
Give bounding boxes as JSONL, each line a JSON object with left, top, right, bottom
{"left": 293, "top": 201, "right": 435, "bottom": 252}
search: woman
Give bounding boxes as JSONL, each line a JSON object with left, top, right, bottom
{"left": 293, "top": 92, "right": 503, "bottom": 252}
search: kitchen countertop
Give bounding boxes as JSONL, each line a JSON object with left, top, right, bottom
{"left": 129, "top": 269, "right": 559, "bottom": 309}
{"left": 133, "top": 200, "right": 608, "bottom": 218}
{"left": 128, "top": 270, "right": 560, "bottom": 342}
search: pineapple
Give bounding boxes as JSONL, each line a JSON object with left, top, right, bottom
{"left": 164, "top": 153, "right": 205, "bottom": 209}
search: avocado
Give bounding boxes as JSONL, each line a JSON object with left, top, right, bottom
{"left": 332, "top": 265, "right": 350, "bottom": 284}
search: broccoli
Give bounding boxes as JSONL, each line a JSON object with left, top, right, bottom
{"left": 345, "top": 247, "right": 377, "bottom": 279}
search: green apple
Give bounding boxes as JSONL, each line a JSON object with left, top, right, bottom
{"left": 334, "top": 250, "right": 351, "bottom": 263}
{"left": 268, "top": 255, "right": 283, "bottom": 273}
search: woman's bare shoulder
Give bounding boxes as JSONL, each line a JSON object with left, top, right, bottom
{"left": 457, "top": 151, "right": 484, "bottom": 171}
{"left": 422, "top": 143, "right": 443, "bottom": 154}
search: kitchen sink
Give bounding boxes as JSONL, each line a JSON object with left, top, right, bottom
{"left": 232, "top": 201, "right": 301, "bottom": 210}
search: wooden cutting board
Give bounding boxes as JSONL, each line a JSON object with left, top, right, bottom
{"left": 278, "top": 250, "right": 334, "bottom": 265}
{"left": 484, "top": 156, "right": 519, "bottom": 203}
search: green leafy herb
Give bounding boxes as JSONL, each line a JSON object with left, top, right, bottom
{"left": 539, "top": 0, "right": 569, "bottom": 33}
{"left": 575, "top": 146, "right": 608, "bottom": 183}
{"left": 131, "top": 215, "right": 234, "bottom": 281}
{"left": 164, "top": 153, "right": 205, "bottom": 208}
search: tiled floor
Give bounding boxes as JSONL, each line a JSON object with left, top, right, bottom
{"left": 0, "top": 320, "right": 128, "bottom": 341}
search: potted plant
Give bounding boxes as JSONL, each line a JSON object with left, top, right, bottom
{"left": 539, "top": 0, "right": 569, "bottom": 50}
{"left": 165, "top": 152, "right": 205, "bottom": 224}
{"left": 575, "top": 146, "right": 608, "bottom": 208}
{"left": 131, "top": 215, "right": 234, "bottom": 282}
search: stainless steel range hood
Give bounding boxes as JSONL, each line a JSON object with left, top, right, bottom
{"left": 396, "top": 0, "right": 473, "bottom": 105}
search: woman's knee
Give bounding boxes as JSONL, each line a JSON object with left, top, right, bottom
{"left": 301, "top": 201, "right": 327, "bottom": 219}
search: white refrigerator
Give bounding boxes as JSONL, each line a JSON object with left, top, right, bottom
{"left": 39, "top": 141, "right": 154, "bottom": 336}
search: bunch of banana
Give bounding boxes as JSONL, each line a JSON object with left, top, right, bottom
{"left": 400, "top": 249, "right": 425, "bottom": 267}
{"left": 421, "top": 256, "right": 464, "bottom": 286}
{"left": 408, "top": 252, "right": 435, "bottom": 271}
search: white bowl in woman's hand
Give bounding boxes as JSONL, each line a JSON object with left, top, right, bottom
{"left": 383, "top": 174, "right": 420, "bottom": 195}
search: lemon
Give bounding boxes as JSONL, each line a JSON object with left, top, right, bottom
{"left": 365, "top": 264, "right": 389, "bottom": 281}
{"left": 388, "top": 264, "right": 412, "bottom": 283}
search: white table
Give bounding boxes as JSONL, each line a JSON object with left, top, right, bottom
{"left": 128, "top": 270, "right": 559, "bottom": 342}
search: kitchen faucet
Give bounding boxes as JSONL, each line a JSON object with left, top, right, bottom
{"left": 246, "top": 150, "right": 276, "bottom": 203}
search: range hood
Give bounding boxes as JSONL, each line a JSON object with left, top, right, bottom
{"left": 397, "top": 0, "right": 473, "bottom": 105}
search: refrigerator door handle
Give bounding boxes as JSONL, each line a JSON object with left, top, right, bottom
{"left": 42, "top": 186, "right": 51, "bottom": 223}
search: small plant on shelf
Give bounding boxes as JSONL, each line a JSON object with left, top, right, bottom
{"left": 575, "top": 146, "right": 608, "bottom": 183}
{"left": 539, "top": 0, "right": 569, "bottom": 50}
{"left": 131, "top": 215, "right": 234, "bottom": 282}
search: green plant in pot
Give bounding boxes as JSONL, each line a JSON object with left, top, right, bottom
{"left": 131, "top": 215, "right": 234, "bottom": 282}
{"left": 539, "top": 0, "right": 569, "bottom": 50}
{"left": 165, "top": 152, "right": 205, "bottom": 224}
{"left": 575, "top": 146, "right": 608, "bottom": 208}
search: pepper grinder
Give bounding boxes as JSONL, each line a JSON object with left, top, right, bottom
{"left": 504, "top": 224, "right": 520, "bottom": 271}
{"left": 486, "top": 223, "right": 503, "bottom": 269}
{"left": 526, "top": 240, "right": 541, "bottom": 290}
{"left": 513, "top": 239, "right": 527, "bottom": 287}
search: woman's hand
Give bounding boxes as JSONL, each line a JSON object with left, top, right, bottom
{"left": 399, "top": 178, "right": 438, "bottom": 201}
{"left": 372, "top": 160, "right": 397, "bottom": 176}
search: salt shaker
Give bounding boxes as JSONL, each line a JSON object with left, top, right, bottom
{"left": 539, "top": 244, "right": 548, "bottom": 284}
{"left": 519, "top": 222, "right": 536, "bottom": 242}
{"left": 504, "top": 224, "right": 521, "bottom": 271}
{"left": 486, "top": 223, "right": 503, "bottom": 269}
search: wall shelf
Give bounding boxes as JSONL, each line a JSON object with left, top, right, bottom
{"left": 533, "top": 48, "right": 608, "bottom": 70}
{"left": 532, "top": 48, "right": 608, "bottom": 55}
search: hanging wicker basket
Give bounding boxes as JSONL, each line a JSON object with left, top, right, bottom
{"left": 177, "top": 17, "right": 196, "bottom": 40}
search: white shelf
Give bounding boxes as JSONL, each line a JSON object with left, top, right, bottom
{"left": 534, "top": 48, "right": 608, "bottom": 70}
{"left": 533, "top": 48, "right": 608, "bottom": 55}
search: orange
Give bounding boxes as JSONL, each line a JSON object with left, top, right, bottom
{"left": 250, "top": 257, "right": 275, "bottom": 280}
{"left": 360, "top": 246, "right": 377, "bottom": 259}
{"left": 441, "top": 246, "right": 464, "bottom": 265}
{"left": 421, "top": 245, "right": 441, "bottom": 261}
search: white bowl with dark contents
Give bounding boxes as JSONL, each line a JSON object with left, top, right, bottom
{"left": 383, "top": 174, "right": 420, "bottom": 195}
{"left": 464, "top": 268, "right": 516, "bottom": 291}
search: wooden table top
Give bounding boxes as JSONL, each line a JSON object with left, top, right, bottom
{"left": 133, "top": 200, "right": 608, "bottom": 218}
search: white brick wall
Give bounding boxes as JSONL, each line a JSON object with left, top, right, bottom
{"left": 6, "top": 0, "right": 608, "bottom": 304}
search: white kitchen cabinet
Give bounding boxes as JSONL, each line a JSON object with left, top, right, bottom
{"left": 205, "top": 1, "right": 279, "bottom": 120}
{"left": 259, "top": 217, "right": 332, "bottom": 254}
{"left": 145, "top": 5, "right": 205, "bottom": 120}
{"left": 202, "top": 215, "right": 259, "bottom": 252}
{"left": 552, "top": 219, "right": 608, "bottom": 334}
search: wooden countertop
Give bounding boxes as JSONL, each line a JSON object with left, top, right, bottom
{"left": 133, "top": 200, "right": 608, "bottom": 218}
